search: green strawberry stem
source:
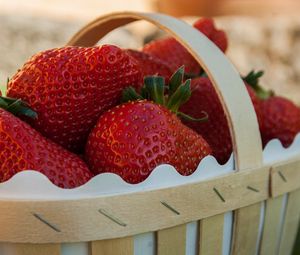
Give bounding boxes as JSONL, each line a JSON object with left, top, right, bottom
{"left": 0, "top": 96, "right": 37, "bottom": 119}
{"left": 169, "top": 66, "right": 184, "bottom": 95}
{"left": 243, "top": 70, "right": 274, "bottom": 100}
{"left": 122, "top": 87, "right": 143, "bottom": 102}
{"left": 144, "top": 76, "right": 165, "bottom": 105}
{"left": 166, "top": 79, "right": 191, "bottom": 112}
{"left": 178, "top": 111, "right": 208, "bottom": 122}
{"left": 122, "top": 66, "right": 208, "bottom": 122}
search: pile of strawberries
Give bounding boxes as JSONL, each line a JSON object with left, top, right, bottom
{"left": 1, "top": 17, "right": 300, "bottom": 188}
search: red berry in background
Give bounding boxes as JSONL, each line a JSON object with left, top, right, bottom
{"left": 180, "top": 77, "right": 262, "bottom": 164}
{"left": 244, "top": 70, "right": 300, "bottom": 147}
{"left": 0, "top": 104, "right": 93, "bottom": 188}
{"left": 143, "top": 37, "right": 201, "bottom": 75}
{"left": 125, "top": 49, "right": 172, "bottom": 82}
{"left": 260, "top": 97, "right": 300, "bottom": 147}
{"left": 85, "top": 68, "right": 211, "bottom": 183}
{"left": 143, "top": 17, "right": 228, "bottom": 75}
{"left": 7, "top": 45, "right": 142, "bottom": 153}
{"left": 193, "top": 18, "right": 228, "bottom": 53}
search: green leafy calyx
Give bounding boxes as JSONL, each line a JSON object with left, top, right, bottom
{"left": 243, "top": 70, "right": 274, "bottom": 100}
{"left": 0, "top": 96, "right": 37, "bottom": 119}
{"left": 122, "top": 66, "right": 208, "bottom": 122}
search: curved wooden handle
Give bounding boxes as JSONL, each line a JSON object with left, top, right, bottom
{"left": 67, "top": 11, "right": 263, "bottom": 170}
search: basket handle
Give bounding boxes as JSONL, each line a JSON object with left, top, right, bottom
{"left": 67, "top": 11, "right": 263, "bottom": 171}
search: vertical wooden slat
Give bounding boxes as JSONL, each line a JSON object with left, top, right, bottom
{"left": 199, "top": 214, "right": 224, "bottom": 255}
{"left": 231, "top": 203, "right": 261, "bottom": 255}
{"left": 91, "top": 237, "right": 133, "bottom": 255}
{"left": 4, "top": 244, "right": 61, "bottom": 255}
{"left": 292, "top": 226, "right": 300, "bottom": 255}
{"left": 278, "top": 189, "right": 300, "bottom": 255}
{"left": 157, "top": 224, "right": 186, "bottom": 255}
{"left": 260, "top": 196, "right": 284, "bottom": 255}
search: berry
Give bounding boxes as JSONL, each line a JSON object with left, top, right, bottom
{"left": 260, "top": 97, "right": 300, "bottom": 147}
{"left": 143, "top": 18, "right": 228, "bottom": 75}
{"left": 85, "top": 68, "right": 211, "bottom": 183}
{"left": 7, "top": 45, "right": 142, "bottom": 152}
{"left": 0, "top": 108, "right": 93, "bottom": 188}
{"left": 85, "top": 100, "right": 211, "bottom": 183}
{"left": 125, "top": 49, "right": 172, "bottom": 81}
{"left": 180, "top": 77, "right": 262, "bottom": 164}
{"left": 193, "top": 18, "right": 228, "bottom": 52}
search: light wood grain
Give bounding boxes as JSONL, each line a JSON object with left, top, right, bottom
{"left": 199, "top": 214, "right": 224, "bottom": 255}
{"left": 278, "top": 189, "right": 300, "bottom": 255}
{"left": 2, "top": 244, "right": 61, "bottom": 255}
{"left": 0, "top": 166, "right": 269, "bottom": 243}
{"left": 259, "top": 196, "right": 284, "bottom": 255}
{"left": 232, "top": 153, "right": 300, "bottom": 254}
{"left": 91, "top": 237, "right": 133, "bottom": 255}
{"left": 231, "top": 203, "right": 261, "bottom": 255}
{"left": 157, "top": 224, "right": 186, "bottom": 255}
{"left": 271, "top": 158, "right": 300, "bottom": 197}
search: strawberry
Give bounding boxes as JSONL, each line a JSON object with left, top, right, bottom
{"left": 180, "top": 76, "right": 262, "bottom": 164}
{"left": 260, "top": 97, "right": 300, "bottom": 147}
{"left": 6, "top": 45, "right": 142, "bottom": 153}
{"left": 85, "top": 68, "right": 211, "bottom": 183}
{"left": 143, "top": 37, "right": 201, "bottom": 75}
{"left": 143, "top": 17, "right": 228, "bottom": 75}
{"left": 244, "top": 71, "right": 300, "bottom": 147}
{"left": 0, "top": 99, "right": 93, "bottom": 188}
{"left": 125, "top": 49, "right": 172, "bottom": 81}
{"left": 193, "top": 18, "right": 228, "bottom": 53}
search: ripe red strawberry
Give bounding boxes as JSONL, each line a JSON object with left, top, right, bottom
{"left": 193, "top": 18, "right": 228, "bottom": 53}
{"left": 180, "top": 77, "right": 262, "bottom": 164}
{"left": 244, "top": 71, "right": 300, "bottom": 147}
{"left": 143, "top": 18, "right": 228, "bottom": 75}
{"left": 0, "top": 101, "right": 93, "bottom": 188}
{"left": 143, "top": 38, "right": 200, "bottom": 75}
{"left": 260, "top": 97, "right": 300, "bottom": 147}
{"left": 85, "top": 69, "right": 211, "bottom": 183}
{"left": 7, "top": 45, "right": 142, "bottom": 153}
{"left": 125, "top": 49, "right": 172, "bottom": 81}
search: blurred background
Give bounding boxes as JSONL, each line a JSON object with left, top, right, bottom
{"left": 0, "top": 0, "right": 300, "bottom": 104}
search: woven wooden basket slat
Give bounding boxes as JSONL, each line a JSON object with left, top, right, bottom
{"left": 260, "top": 196, "right": 284, "bottom": 254}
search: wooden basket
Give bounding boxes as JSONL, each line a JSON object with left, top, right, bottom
{"left": 0, "top": 11, "right": 300, "bottom": 255}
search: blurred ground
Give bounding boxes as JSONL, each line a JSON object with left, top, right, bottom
{"left": 217, "top": 15, "right": 300, "bottom": 104}
{"left": 0, "top": 1, "right": 299, "bottom": 104}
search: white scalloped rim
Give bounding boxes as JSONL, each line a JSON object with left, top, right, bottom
{"left": 0, "top": 134, "right": 299, "bottom": 200}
